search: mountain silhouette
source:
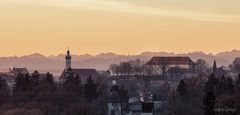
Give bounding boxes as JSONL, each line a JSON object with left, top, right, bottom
{"left": 0, "top": 50, "right": 239, "bottom": 75}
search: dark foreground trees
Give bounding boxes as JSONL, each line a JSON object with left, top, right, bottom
{"left": 84, "top": 75, "right": 97, "bottom": 102}
{"left": 177, "top": 80, "right": 187, "bottom": 99}
{"left": 203, "top": 92, "right": 216, "bottom": 115}
{"left": 203, "top": 74, "right": 239, "bottom": 115}
{"left": 0, "top": 77, "right": 10, "bottom": 106}
{"left": 165, "top": 77, "right": 204, "bottom": 115}
{"left": 164, "top": 73, "right": 240, "bottom": 115}
{"left": 0, "top": 71, "right": 108, "bottom": 115}
{"left": 229, "top": 57, "right": 240, "bottom": 74}
{"left": 2, "top": 69, "right": 240, "bottom": 115}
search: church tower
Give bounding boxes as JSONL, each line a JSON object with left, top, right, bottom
{"left": 65, "top": 49, "right": 71, "bottom": 70}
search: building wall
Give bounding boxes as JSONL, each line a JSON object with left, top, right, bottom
{"left": 168, "top": 64, "right": 190, "bottom": 69}
{"left": 108, "top": 103, "right": 122, "bottom": 115}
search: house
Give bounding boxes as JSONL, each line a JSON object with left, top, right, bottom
{"left": 128, "top": 97, "right": 142, "bottom": 115}
{"left": 146, "top": 57, "right": 196, "bottom": 78}
{"left": 147, "top": 57, "right": 195, "bottom": 69}
{"left": 107, "top": 92, "right": 125, "bottom": 115}
{"left": 98, "top": 70, "right": 111, "bottom": 77}
{"left": 9, "top": 67, "right": 29, "bottom": 76}
{"left": 107, "top": 83, "right": 155, "bottom": 115}
{"left": 107, "top": 83, "right": 128, "bottom": 115}
{"left": 107, "top": 94, "right": 163, "bottom": 115}
{"left": 0, "top": 67, "right": 29, "bottom": 84}
{"left": 127, "top": 98, "right": 154, "bottom": 115}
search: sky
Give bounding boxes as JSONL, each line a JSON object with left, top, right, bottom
{"left": 0, "top": 0, "right": 240, "bottom": 56}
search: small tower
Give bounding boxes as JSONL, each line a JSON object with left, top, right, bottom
{"left": 212, "top": 60, "right": 217, "bottom": 75}
{"left": 65, "top": 48, "right": 71, "bottom": 70}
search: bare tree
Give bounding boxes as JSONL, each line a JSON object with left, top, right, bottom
{"left": 119, "top": 62, "right": 132, "bottom": 76}
{"left": 109, "top": 64, "right": 117, "bottom": 76}
{"left": 195, "top": 59, "right": 209, "bottom": 75}
{"left": 229, "top": 57, "right": 240, "bottom": 74}
{"left": 129, "top": 59, "right": 145, "bottom": 75}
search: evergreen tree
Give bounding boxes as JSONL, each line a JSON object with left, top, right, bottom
{"left": 84, "top": 75, "right": 97, "bottom": 102}
{"left": 63, "top": 71, "right": 83, "bottom": 97}
{"left": 39, "top": 72, "right": 55, "bottom": 92}
{"left": 216, "top": 76, "right": 226, "bottom": 96}
{"left": 14, "top": 73, "right": 24, "bottom": 92}
{"left": 31, "top": 71, "right": 41, "bottom": 96}
{"left": 0, "top": 76, "right": 10, "bottom": 105}
{"left": 14, "top": 73, "right": 32, "bottom": 92}
{"left": 63, "top": 70, "right": 75, "bottom": 92}
{"left": 32, "top": 70, "right": 40, "bottom": 86}
{"left": 24, "top": 73, "right": 32, "bottom": 91}
{"left": 205, "top": 74, "right": 218, "bottom": 94}
{"left": 64, "top": 69, "right": 74, "bottom": 85}
{"left": 212, "top": 60, "right": 217, "bottom": 75}
{"left": 73, "top": 74, "right": 81, "bottom": 86}
{"left": 45, "top": 72, "right": 54, "bottom": 85}
{"left": 0, "top": 77, "right": 7, "bottom": 90}
{"left": 74, "top": 74, "right": 83, "bottom": 97}
{"left": 177, "top": 79, "right": 187, "bottom": 98}
{"left": 225, "top": 77, "right": 235, "bottom": 95}
{"left": 236, "top": 74, "right": 240, "bottom": 93}
{"left": 203, "top": 92, "right": 216, "bottom": 115}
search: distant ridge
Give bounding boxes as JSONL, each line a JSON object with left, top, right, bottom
{"left": 0, "top": 50, "right": 240, "bottom": 75}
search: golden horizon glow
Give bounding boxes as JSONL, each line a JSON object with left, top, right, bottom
{"left": 0, "top": 0, "right": 240, "bottom": 56}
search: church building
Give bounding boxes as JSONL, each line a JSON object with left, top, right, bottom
{"left": 60, "top": 49, "right": 100, "bottom": 83}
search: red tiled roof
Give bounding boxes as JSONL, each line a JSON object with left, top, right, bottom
{"left": 146, "top": 57, "right": 195, "bottom": 65}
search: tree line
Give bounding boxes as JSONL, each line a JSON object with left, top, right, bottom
{"left": 109, "top": 59, "right": 159, "bottom": 76}
{"left": 0, "top": 70, "right": 111, "bottom": 115}
{"left": 195, "top": 57, "right": 240, "bottom": 76}
{"left": 165, "top": 73, "right": 240, "bottom": 115}
{"left": 109, "top": 57, "right": 240, "bottom": 77}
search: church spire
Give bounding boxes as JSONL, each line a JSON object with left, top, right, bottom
{"left": 65, "top": 48, "right": 71, "bottom": 70}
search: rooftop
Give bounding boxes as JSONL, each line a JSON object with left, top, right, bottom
{"left": 60, "top": 68, "right": 100, "bottom": 83}
{"left": 146, "top": 56, "right": 195, "bottom": 65}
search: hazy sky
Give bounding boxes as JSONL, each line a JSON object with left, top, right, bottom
{"left": 0, "top": 0, "right": 240, "bottom": 56}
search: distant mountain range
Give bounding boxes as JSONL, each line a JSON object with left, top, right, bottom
{"left": 0, "top": 50, "right": 240, "bottom": 75}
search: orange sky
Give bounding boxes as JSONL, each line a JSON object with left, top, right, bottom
{"left": 0, "top": 0, "right": 240, "bottom": 56}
